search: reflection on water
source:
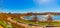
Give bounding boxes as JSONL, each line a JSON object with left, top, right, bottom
{"left": 24, "top": 15, "right": 60, "bottom": 20}
{"left": 46, "top": 27, "right": 60, "bottom": 28}
{"left": 53, "top": 15, "right": 60, "bottom": 20}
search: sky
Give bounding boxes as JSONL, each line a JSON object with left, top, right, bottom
{"left": 0, "top": 0, "right": 60, "bottom": 13}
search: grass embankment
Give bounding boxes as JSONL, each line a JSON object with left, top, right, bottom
{"left": 12, "top": 18, "right": 60, "bottom": 26}
{"left": 13, "top": 18, "right": 36, "bottom": 24}
{"left": 50, "top": 22, "right": 60, "bottom": 26}
{"left": 0, "top": 20, "right": 12, "bottom": 28}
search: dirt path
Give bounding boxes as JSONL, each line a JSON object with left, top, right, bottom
{"left": 7, "top": 17, "right": 26, "bottom": 28}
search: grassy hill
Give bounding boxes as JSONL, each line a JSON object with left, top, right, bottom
{"left": 0, "top": 13, "right": 60, "bottom": 28}
{"left": 0, "top": 20, "right": 12, "bottom": 28}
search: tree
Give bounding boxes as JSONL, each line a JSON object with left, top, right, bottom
{"left": 8, "top": 12, "right": 11, "bottom": 14}
{"left": 47, "top": 14, "right": 53, "bottom": 25}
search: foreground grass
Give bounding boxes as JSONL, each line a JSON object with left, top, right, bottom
{"left": 12, "top": 18, "right": 60, "bottom": 26}
{"left": 0, "top": 20, "right": 12, "bottom": 28}
{"left": 0, "top": 18, "right": 60, "bottom": 28}
{"left": 13, "top": 18, "right": 36, "bottom": 25}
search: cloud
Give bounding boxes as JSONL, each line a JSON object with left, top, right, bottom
{"left": 33, "top": 0, "right": 56, "bottom": 6}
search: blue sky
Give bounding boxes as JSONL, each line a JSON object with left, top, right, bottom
{"left": 0, "top": 0, "right": 60, "bottom": 13}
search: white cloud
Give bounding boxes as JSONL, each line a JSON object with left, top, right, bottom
{"left": 33, "top": 0, "right": 56, "bottom": 6}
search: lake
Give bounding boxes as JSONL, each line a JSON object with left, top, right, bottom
{"left": 46, "top": 27, "right": 60, "bottom": 28}
{"left": 24, "top": 15, "right": 60, "bottom": 21}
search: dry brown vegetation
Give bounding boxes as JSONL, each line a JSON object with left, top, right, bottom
{"left": 0, "top": 13, "right": 24, "bottom": 28}
{"left": 0, "top": 13, "right": 21, "bottom": 20}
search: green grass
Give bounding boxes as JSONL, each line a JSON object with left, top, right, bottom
{"left": 50, "top": 22, "right": 60, "bottom": 26}
{"left": 13, "top": 18, "right": 36, "bottom": 25}
{"left": 0, "top": 20, "right": 13, "bottom": 28}
{"left": 0, "top": 18, "right": 60, "bottom": 28}
{"left": 12, "top": 18, "right": 60, "bottom": 26}
{"left": 38, "top": 22, "right": 48, "bottom": 26}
